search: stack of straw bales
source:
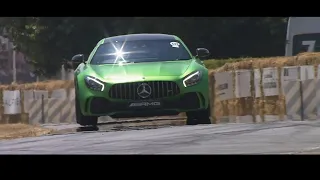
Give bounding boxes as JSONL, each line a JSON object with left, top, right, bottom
{"left": 209, "top": 52, "right": 320, "bottom": 123}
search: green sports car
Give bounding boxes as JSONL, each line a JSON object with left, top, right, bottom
{"left": 71, "top": 33, "right": 211, "bottom": 126}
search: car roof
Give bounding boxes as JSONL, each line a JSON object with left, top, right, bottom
{"left": 103, "top": 33, "right": 177, "bottom": 43}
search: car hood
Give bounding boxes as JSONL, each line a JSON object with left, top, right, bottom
{"left": 89, "top": 60, "right": 193, "bottom": 80}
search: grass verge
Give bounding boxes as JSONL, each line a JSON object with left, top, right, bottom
{"left": 0, "top": 123, "right": 54, "bottom": 140}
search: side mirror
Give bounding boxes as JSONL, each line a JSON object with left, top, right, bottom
{"left": 196, "top": 48, "right": 210, "bottom": 59}
{"left": 71, "top": 54, "right": 85, "bottom": 63}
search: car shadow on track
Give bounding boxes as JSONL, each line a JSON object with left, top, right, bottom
{"left": 75, "top": 123, "right": 184, "bottom": 133}
{"left": 76, "top": 126, "right": 99, "bottom": 132}
{"left": 75, "top": 118, "right": 187, "bottom": 133}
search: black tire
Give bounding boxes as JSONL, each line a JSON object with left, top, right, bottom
{"left": 186, "top": 113, "right": 198, "bottom": 125}
{"left": 75, "top": 95, "right": 98, "bottom": 126}
{"left": 186, "top": 104, "right": 211, "bottom": 125}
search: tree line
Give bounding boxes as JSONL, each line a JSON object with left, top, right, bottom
{"left": 0, "top": 17, "right": 288, "bottom": 77}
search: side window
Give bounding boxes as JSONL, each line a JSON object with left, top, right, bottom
{"left": 88, "top": 42, "right": 103, "bottom": 62}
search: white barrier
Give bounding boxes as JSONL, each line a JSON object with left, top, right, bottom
{"left": 235, "top": 70, "right": 251, "bottom": 98}
{"left": 34, "top": 90, "right": 48, "bottom": 100}
{"left": 235, "top": 69, "right": 253, "bottom": 123}
{"left": 51, "top": 89, "right": 67, "bottom": 99}
{"left": 0, "top": 88, "right": 111, "bottom": 124}
{"left": 3, "top": 90, "right": 21, "bottom": 114}
{"left": 254, "top": 67, "right": 280, "bottom": 122}
{"left": 215, "top": 71, "right": 234, "bottom": 101}
{"left": 262, "top": 67, "right": 279, "bottom": 96}
{"left": 300, "top": 66, "right": 317, "bottom": 121}
{"left": 282, "top": 65, "right": 318, "bottom": 121}
{"left": 282, "top": 66, "right": 302, "bottom": 121}
{"left": 317, "top": 65, "right": 320, "bottom": 119}
{"left": 214, "top": 71, "right": 234, "bottom": 123}
{"left": 200, "top": 66, "right": 320, "bottom": 124}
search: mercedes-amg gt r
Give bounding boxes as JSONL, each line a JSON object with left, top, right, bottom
{"left": 71, "top": 33, "right": 211, "bottom": 126}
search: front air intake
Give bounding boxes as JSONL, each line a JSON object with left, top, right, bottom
{"left": 109, "top": 81, "right": 180, "bottom": 100}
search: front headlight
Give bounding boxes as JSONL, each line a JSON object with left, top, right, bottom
{"left": 183, "top": 71, "right": 202, "bottom": 87}
{"left": 84, "top": 76, "right": 105, "bottom": 91}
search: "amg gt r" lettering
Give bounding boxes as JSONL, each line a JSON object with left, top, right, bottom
{"left": 129, "top": 102, "right": 161, "bottom": 107}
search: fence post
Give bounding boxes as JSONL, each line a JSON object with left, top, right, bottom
{"left": 210, "top": 74, "right": 216, "bottom": 124}
{"left": 298, "top": 66, "right": 304, "bottom": 121}
{"left": 41, "top": 94, "right": 45, "bottom": 124}
{"left": 0, "top": 89, "right": 2, "bottom": 123}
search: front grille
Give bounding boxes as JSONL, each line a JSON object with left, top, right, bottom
{"left": 109, "top": 81, "right": 180, "bottom": 100}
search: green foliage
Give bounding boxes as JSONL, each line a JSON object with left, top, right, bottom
{"left": 0, "top": 17, "right": 106, "bottom": 76}
{"left": 0, "top": 17, "right": 289, "bottom": 77}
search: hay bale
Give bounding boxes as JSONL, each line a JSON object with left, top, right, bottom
{"left": 209, "top": 52, "right": 320, "bottom": 123}
{"left": 0, "top": 80, "right": 74, "bottom": 91}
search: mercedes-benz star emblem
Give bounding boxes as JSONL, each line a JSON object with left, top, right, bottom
{"left": 137, "top": 83, "right": 152, "bottom": 98}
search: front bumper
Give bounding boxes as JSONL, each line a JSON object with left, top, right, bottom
{"left": 77, "top": 77, "right": 209, "bottom": 117}
{"left": 88, "top": 92, "right": 205, "bottom": 118}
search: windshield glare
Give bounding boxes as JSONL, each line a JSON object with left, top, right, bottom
{"left": 90, "top": 40, "right": 192, "bottom": 65}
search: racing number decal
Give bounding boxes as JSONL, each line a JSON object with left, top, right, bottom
{"left": 292, "top": 33, "right": 320, "bottom": 55}
{"left": 302, "top": 40, "right": 316, "bottom": 52}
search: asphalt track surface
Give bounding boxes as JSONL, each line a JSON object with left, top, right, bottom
{"left": 2, "top": 120, "right": 320, "bottom": 154}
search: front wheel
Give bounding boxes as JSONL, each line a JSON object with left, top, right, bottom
{"left": 186, "top": 105, "right": 211, "bottom": 125}
{"left": 75, "top": 95, "right": 98, "bottom": 126}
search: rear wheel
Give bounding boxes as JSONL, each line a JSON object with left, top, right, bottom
{"left": 186, "top": 104, "right": 211, "bottom": 125}
{"left": 75, "top": 94, "right": 98, "bottom": 126}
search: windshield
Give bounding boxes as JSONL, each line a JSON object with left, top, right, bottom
{"left": 90, "top": 39, "right": 192, "bottom": 64}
